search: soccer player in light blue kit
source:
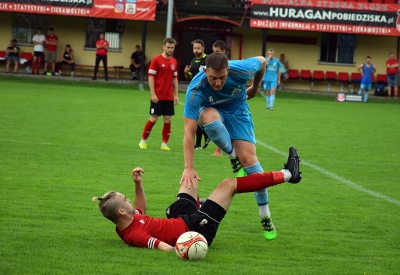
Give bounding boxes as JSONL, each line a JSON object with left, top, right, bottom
{"left": 180, "top": 53, "right": 281, "bottom": 240}
{"left": 261, "top": 48, "right": 281, "bottom": 110}
{"left": 356, "top": 56, "right": 376, "bottom": 102}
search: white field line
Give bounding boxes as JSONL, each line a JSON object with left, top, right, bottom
{"left": 256, "top": 140, "right": 400, "bottom": 207}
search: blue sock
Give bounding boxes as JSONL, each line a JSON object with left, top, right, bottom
{"left": 271, "top": 93, "right": 275, "bottom": 107}
{"left": 244, "top": 162, "right": 269, "bottom": 206}
{"left": 266, "top": 95, "right": 271, "bottom": 108}
{"left": 364, "top": 92, "right": 369, "bottom": 102}
{"left": 203, "top": 120, "right": 233, "bottom": 154}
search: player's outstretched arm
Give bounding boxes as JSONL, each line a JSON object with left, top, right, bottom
{"left": 157, "top": 241, "right": 175, "bottom": 252}
{"left": 181, "top": 117, "right": 202, "bottom": 188}
{"left": 132, "top": 167, "right": 147, "bottom": 214}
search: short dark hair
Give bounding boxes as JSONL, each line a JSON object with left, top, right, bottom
{"left": 206, "top": 53, "right": 228, "bottom": 71}
{"left": 163, "top": 38, "right": 176, "bottom": 45}
{"left": 212, "top": 40, "right": 226, "bottom": 51}
{"left": 66, "top": 44, "right": 71, "bottom": 48}
{"left": 49, "top": 28, "right": 54, "bottom": 31}
{"left": 366, "top": 56, "right": 371, "bottom": 59}
{"left": 37, "top": 27, "right": 42, "bottom": 31}
{"left": 136, "top": 45, "right": 140, "bottom": 48}
{"left": 191, "top": 39, "right": 204, "bottom": 47}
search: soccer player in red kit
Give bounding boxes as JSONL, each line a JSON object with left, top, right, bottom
{"left": 138, "top": 38, "right": 179, "bottom": 151}
{"left": 92, "top": 147, "right": 301, "bottom": 251}
{"left": 92, "top": 33, "right": 109, "bottom": 81}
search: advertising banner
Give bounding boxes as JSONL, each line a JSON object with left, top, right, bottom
{"left": 251, "top": 0, "right": 400, "bottom": 36}
{"left": 0, "top": 0, "right": 156, "bottom": 20}
{"left": 336, "top": 93, "right": 364, "bottom": 102}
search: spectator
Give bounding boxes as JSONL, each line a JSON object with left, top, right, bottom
{"left": 184, "top": 39, "right": 209, "bottom": 150}
{"left": 386, "top": 52, "right": 399, "bottom": 99}
{"left": 262, "top": 48, "right": 281, "bottom": 110}
{"left": 357, "top": 56, "right": 376, "bottom": 102}
{"left": 5, "top": 39, "right": 19, "bottom": 74}
{"left": 31, "top": 27, "right": 46, "bottom": 75}
{"left": 92, "top": 33, "right": 109, "bottom": 81}
{"left": 138, "top": 38, "right": 179, "bottom": 151}
{"left": 278, "top": 53, "right": 289, "bottom": 90}
{"left": 58, "top": 44, "right": 75, "bottom": 77}
{"left": 43, "top": 28, "right": 58, "bottom": 76}
{"left": 130, "top": 45, "right": 146, "bottom": 80}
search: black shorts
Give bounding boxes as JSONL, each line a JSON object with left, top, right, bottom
{"left": 165, "top": 193, "right": 226, "bottom": 246}
{"left": 150, "top": 100, "right": 174, "bottom": 116}
{"left": 33, "top": 51, "right": 43, "bottom": 58}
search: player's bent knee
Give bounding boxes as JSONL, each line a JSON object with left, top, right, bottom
{"left": 199, "top": 108, "right": 221, "bottom": 125}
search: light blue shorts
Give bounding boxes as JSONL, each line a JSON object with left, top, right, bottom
{"left": 387, "top": 74, "right": 398, "bottom": 86}
{"left": 360, "top": 83, "right": 372, "bottom": 91}
{"left": 262, "top": 80, "right": 277, "bottom": 91}
{"left": 199, "top": 106, "right": 256, "bottom": 144}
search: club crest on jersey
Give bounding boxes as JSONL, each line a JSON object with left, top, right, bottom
{"left": 171, "top": 64, "right": 175, "bottom": 70}
{"left": 232, "top": 86, "right": 241, "bottom": 95}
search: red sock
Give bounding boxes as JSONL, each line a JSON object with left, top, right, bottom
{"left": 142, "top": 120, "right": 155, "bottom": 140}
{"left": 32, "top": 62, "right": 36, "bottom": 73}
{"left": 236, "top": 172, "right": 285, "bottom": 193}
{"left": 162, "top": 123, "right": 171, "bottom": 144}
{"left": 36, "top": 61, "right": 41, "bottom": 72}
{"left": 197, "top": 194, "right": 200, "bottom": 209}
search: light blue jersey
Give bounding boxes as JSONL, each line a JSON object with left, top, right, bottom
{"left": 184, "top": 57, "right": 262, "bottom": 120}
{"left": 262, "top": 57, "right": 280, "bottom": 82}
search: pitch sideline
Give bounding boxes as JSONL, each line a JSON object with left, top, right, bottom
{"left": 256, "top": 140, "right": 400, "bottom": 207}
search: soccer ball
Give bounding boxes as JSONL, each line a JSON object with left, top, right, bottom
{"left": 175, "top": 231, "right": 208, "bottom": 260}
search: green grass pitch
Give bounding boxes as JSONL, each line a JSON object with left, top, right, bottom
{"left": 0, "top": 75, "right": 399, "bottom": 274}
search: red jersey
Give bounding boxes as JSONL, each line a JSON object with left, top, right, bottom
{"left": 96, "top": 39, "right": 109, "bottom": 56}
{"left": 148, "top": 54, "right": 178, "bottom": 100}
{"left": 45, "top": 35, "right": 58, "bottom": 52}
{"left": 386, "top": 59, "right": 398, "bottom": 75}
{"left": 116, "top": 210, "right": 189, "bottom": 249}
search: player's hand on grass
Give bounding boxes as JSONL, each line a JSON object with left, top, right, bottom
{"left": 180, "top": 168, "right": 202, "bottom": 189}
{"left": 132, "top": 167, "right": 144, "bottom": 184}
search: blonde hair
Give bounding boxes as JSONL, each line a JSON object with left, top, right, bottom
{"left": 92, "top": 191, "right": 122, "bottom": 223}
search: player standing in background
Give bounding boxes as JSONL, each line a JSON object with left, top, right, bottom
{"left": 262, "top": 48, "right": 281, "bottom": 110}
{"left": 92, "top": 33, "right": 109, "bottom": 81}
{"left": 385, "top": 52, "right": 399, "bottom": 99}
{"left": 184, "top": 39, "right": 210, "bottom": 150}
{"left": 43, "top": 28, "right": 58, "bottom": 76}
{"left": 356, "top": 56, "right": 376, "bottom": 102}
{"left": 31, "top": 27, "right": 46, "bottom": 75}
{"left": 211, "top": 40, "right": 228, "bottom": 157}
{"left": 181, "top": 53, "right": 280, "bottom": 241}
{"left": 92, "top": 147, "right": 301, "bottom": 250}
{"left": 138, "top": 38, "right": 179, "bottom": 151}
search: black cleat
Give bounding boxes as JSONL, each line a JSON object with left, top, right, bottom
{"left": 284, "top": 146, "right": 302, "bottom": 184}
{"left": 202, "top": 137, "right": 211, "bottom": 149}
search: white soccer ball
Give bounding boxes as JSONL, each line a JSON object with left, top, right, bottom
{"left": 175, "top": 231, "right": 208, "bottom": 260}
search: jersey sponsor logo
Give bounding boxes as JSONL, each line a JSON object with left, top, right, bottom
{"left": 171, "top": 64, "right": 175, "bottom": 70}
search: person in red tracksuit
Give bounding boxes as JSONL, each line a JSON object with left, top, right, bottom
{"left": 92, "top": 33, "right": 109, "bottom": 81}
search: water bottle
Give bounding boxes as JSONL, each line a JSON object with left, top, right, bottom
{"left": 26, "top": 66, "right": 30, "bottom": 74}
